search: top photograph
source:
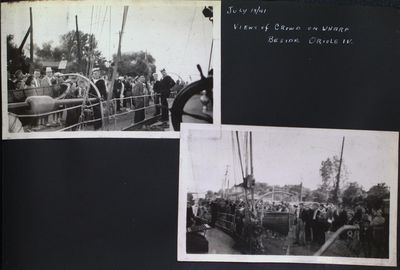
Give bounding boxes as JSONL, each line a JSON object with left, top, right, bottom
{"left": 2, "top": 0, "right": 220, "bottom": 139}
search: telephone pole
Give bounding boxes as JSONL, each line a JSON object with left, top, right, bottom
{"left": 333, "top": 136, "right": 345, "bottom": 203}
{"left": 106, "top": 6, "right": 129, "bottom": 128}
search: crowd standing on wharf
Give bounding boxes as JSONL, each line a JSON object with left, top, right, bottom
{"left": 8, "top": 66, "right": 187, "bottom": 131}
{"left": 187, "top": 196, "right": 389, "bottom": 257}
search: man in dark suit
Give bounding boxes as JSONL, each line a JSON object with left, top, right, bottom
{"left": 186, "top": 200, "right": 209, "bottom": 253}
{"left": 187, "top": 201, "right": 196, "bottom": 228}
{"left": 332, "top": 203, "right": 348, "bottom": 241}
{"left": 294, "top": 203, "right": 306, "bottom": 245}
{"left": 123, "top": 76, "right": 133, "bottom": 110}
{"left": 159, "top": 68, "right": 175, "bottom": 126}
{"left": 313, "top": 204, "right": 326, "bottom": 245}
{"left": 113, "top": 76, "right": 124, "bottom": 112}
{"left": 89, "top": 67, "right": 107, "bottom": 130}
{"left": 301, "top": 204, "right": 314, "bottom": 245}
{"left": 152, "top": 72, "right": 161, "bottom": 116}
{"left": 7, "top": 71, "right": 15, "bottom": 91}
{"left": 332, "top": 203, "right": 348, "bottom": 232}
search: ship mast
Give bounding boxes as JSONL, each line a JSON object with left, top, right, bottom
{"left": 222, "top": 165, "right": 229, "bottom": 199}
{"left": 106, "top": 6, "right": 129, "bottom": 129}
{"left": 235, "top": 131, "right": 256, "bottom": 212}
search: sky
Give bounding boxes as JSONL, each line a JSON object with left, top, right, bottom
{"left": 182, "top": 126, "right": 398, "bottom": 194}
{"left": 2, "top": 1, "right": 214, "bottom": 81}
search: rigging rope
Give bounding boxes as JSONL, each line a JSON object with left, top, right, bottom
{"left": 99, "top": 6, "right": 108, "bottom": 41}
{"left": 181, "top": 7, "right": 197, "bottom": 69}
{"left": 250, "top": 131, "right": 253, "bottom": 175}
{"left": 236, "top": 131, "right": 245, "bottom": 179}
{"left": 108, "top": 6, "right": 112, "bottom": 60}
{"left": 89, "top": 6, "right": 94, "bottom": 38}
{"left": 245, "top": 132, "right": 249, "bottom": 176}
{"left": 87, "top": 6, "right": 94, "bottom": 75}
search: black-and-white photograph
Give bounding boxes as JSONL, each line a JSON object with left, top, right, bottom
{"left": 178, "top": 124, "right": 398, "bottom": 266}
{"left": 2, "top": 1, "right": 219, "bottom": 138}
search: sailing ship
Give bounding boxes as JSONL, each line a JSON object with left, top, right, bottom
{"left": 187, "top": 131, "right": 298, "bottom": 254}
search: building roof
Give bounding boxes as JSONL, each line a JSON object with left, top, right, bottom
{"left": 39, "top": 61, "right": 60, "bottom": 68}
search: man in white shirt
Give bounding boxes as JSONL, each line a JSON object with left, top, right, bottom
{"left": 41, "top": 67, "right": 54, "bottom": 87}
{"left": 33, "top": 70, "right": 41, "bottom": 87}
{"left": 40, "top": 67, "right": 57, "bottom": 126}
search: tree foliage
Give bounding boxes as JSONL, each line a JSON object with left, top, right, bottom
{"left": 318, "top": 155, "right": 349, "bottom": 203}
{"left": 301, "top": 188, "right": 313, "bottom": 202}
{"left": 35, "top": 41, "right": 63, "bottom": 61}
{"left": 7, "top": 35, "right": 30, "bottom": 74}
{"left": 342, "top": 182, "right": 366, "bottom": 207}
{"left": 35, "top": 30, "right": 105, "bottom": 73}
{"left": 253, "top": 182, "right": 271, "bottom": 195}
{"left": 366, "top": 183, "right": 390, "bottom": 209}
{"left": 205, "top": 190, "right": 215, "bottom": 201}
{"left": 311, "top": 188, "right": 329, "bottom": 203}
{"left": 114, "top": 51, "right": 156, "bottom": 78}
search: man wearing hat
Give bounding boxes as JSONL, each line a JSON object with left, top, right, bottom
{"left": 41, "top": 67, "right": 55, "bottom": 87}
{"left": 33, "top": 70, "right": 41, "bottom": 88}
{"left": 39, "top": 67, "right": 58, "bottom": 126}
{"left": 89, "top": 67, "right": 107, "bottom": 130}
{"left": 159, "top": 68, "right": 175, "bottom": 126}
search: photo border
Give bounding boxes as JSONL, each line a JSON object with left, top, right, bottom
{"left": 177, "top": 123, "right": 398, "bottom": 267}
{"left": 1, "top": 0, "right": 221, "bottom": 140}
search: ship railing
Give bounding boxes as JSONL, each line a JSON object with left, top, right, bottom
{"left": 106, "top": 93, "right": 161, "bottom": 131}
{"left": 8, "top": 93, "right": 161, "bottom": 132}
{"left": 215, "top": 212, "right": 236, "bottom": 233}
{"left": 313, "top": 224, "right": 359, "bottom": 256}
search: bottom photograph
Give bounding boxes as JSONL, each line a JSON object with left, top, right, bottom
{"left": 177, "top": 124, "right": 398, "bottom": 266}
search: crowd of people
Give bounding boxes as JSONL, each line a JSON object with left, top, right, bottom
{"left": 187, "top": 196, "right": 389, "bottom": 258}
{"left": 292, "top": 201, "right": 389, "bottom": 258}
{"left": 8, "top": 67, "right": 63, "bottom": 92}
{"left": 8, "top": 66, "right": 186, "bottom": 131}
